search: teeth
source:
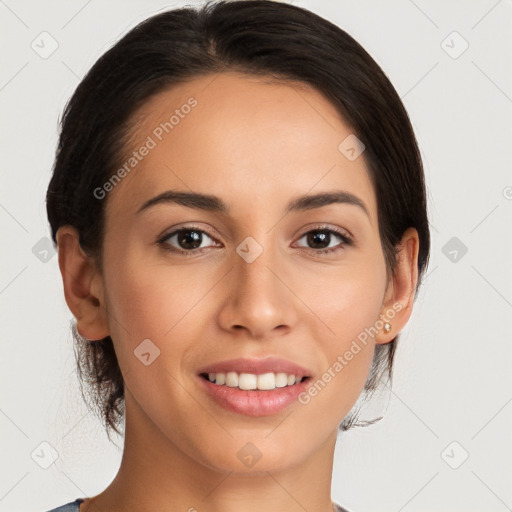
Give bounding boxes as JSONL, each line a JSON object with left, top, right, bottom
{"left": 205, "top": 371, "right": 304, "bottom": 390}
{"left": 275, "top": 373, "right": 288, "bottom": 388}
{"left": 226, "top": 371, "right": 239, "bottom": 387}
{"left": 256, "top": 372, "right": 275, "bottom": 390}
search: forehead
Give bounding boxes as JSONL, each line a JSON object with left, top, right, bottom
{"left": 106, "top": 72, "right": 376, "bottom": 223}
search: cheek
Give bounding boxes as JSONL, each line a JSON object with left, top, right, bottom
{"left": 302, "top": 246, "right": 387, "bottom": 342}
{"left": 100, "top": 244, "right": 212, "bottom": 379}
{"left": 296, "top": 253, "right": 387, "bottom": 413}
{"left": 101, "top": 252, "right": 212, "bottom": 417}
{"left": 103, "top": 242, "right": 211, "bottom": 336}
{"left": 320, "top": 276, "right": 383, "bottom": 327}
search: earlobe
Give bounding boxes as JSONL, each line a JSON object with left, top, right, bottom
{"left": 375, "top": 227, "right": 419, "bottom": 345}
{"left": 56, "top": 226, "right": 110, "bottom": 341}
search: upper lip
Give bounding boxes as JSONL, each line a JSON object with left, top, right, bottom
{"left": 197, "top": 357, "right": 311, "bottom": 378}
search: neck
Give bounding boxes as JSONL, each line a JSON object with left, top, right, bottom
{"left": 83, "top": 389, "right": 339, "bottom": 512}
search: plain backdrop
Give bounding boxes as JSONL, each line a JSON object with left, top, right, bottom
{"left": 1, "top": 1, "right": 511, "bottom": 511}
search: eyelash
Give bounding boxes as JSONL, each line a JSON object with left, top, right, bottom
{"left": 157, "top": 224, "right": 353, "bottom": 256}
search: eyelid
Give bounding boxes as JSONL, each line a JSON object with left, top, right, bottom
{"left": 157, "top": 222, "right": 353, "bottom": 255}
{"left": 295, "top": 222, "right": 353, "bottom": 241}
{"left": 157, "top": 223, "right": 220, "bottom": 246}
{"left": 293, "top": 224, "right": 353, "bottom": 253}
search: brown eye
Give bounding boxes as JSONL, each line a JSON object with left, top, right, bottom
{"left": 305, "top": 230, "right": 331, "bottom": 250}
{"left": 174, "top": 229, "right": 203, "bottom": 250}
{"left": 159, "top": 227, "right": 218, "bottom": 254}
{"left": 295, "top": 228, "right": 352, "bottom": 254}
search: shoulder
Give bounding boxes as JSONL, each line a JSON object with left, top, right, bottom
{"left": 43, "top": 498, "right": 84, "bottom": 512}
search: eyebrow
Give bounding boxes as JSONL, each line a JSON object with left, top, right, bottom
{"left": 136, "top": 189, "right": 370, "bottom": 217}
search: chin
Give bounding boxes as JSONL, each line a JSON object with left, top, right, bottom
{"left": 194, "top": 438, "right": 307, "bottom": 475}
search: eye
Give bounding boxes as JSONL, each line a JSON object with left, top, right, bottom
{"left": 294, "top": 226, "right": 352, "bottom": 254}
{"left": 157, "top": 224, "right": 352, "bottom": 256}
{"left": 157, "top": 226, "right": 219, "bottom": 255}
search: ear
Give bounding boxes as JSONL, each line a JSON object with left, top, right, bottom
{"left": 375, "top": 227, "right": 419, "bottom": 345}
{"left": 56, "top": 225, "right": 110, "bottom": 341}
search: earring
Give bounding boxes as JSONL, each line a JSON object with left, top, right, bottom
{"left": 383, "top": 322, "right": 391, "bottom": 333}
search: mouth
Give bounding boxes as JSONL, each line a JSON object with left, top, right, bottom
{"left": 196, "top": 371, "right": 313, "bottom": 417}
{"left": 195, "top": 356, "right": 313, "bottom": 416}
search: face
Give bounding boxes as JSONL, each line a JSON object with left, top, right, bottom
{"left": 92, "top": 72, "right": 397, "bottom": 473}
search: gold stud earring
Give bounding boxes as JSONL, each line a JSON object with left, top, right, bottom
{"left": 383, "top": 322, "right": 391, "bottom": 333}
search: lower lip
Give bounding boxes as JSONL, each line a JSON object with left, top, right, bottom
{"left": 197, "top": 375, "right": 312, "bottom": 416}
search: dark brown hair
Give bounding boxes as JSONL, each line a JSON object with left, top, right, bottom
{"left": 46, "top": 0, "right": 430, "bottom": 440}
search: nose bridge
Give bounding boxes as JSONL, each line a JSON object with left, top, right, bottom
{"left": 234, "top": 233, "right": 282, "bottom": 300}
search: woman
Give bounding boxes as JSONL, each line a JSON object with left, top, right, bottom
{"left": 45, "top": 0, "right": 430, "bottom": 510}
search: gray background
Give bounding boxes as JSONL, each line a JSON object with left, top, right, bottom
{"left": 1, "top": 1, "right": 511, "bottom": 511}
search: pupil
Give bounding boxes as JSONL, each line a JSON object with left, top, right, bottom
{"left": 308, "top": 230, "right": 329, "bottom": 249}
{"left": 178, "top": 230, "right": 201, "bottom": 249}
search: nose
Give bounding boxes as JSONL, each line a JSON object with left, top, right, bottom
{"left": 217, "top": 238, "right": 299, "bottom": 340}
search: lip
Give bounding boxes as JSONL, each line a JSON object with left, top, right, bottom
{"left": 197, "top": 373, "right": 312, "bottom": 416}
{"left": 197, "top": 357, "right": 312, "bottom": 378}
{"left": 196, "top": 357, "right": 313, "bottom": 417}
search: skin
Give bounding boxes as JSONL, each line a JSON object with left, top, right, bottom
{"left": 57, "top": 72, "right": 419, "bottom": 512}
